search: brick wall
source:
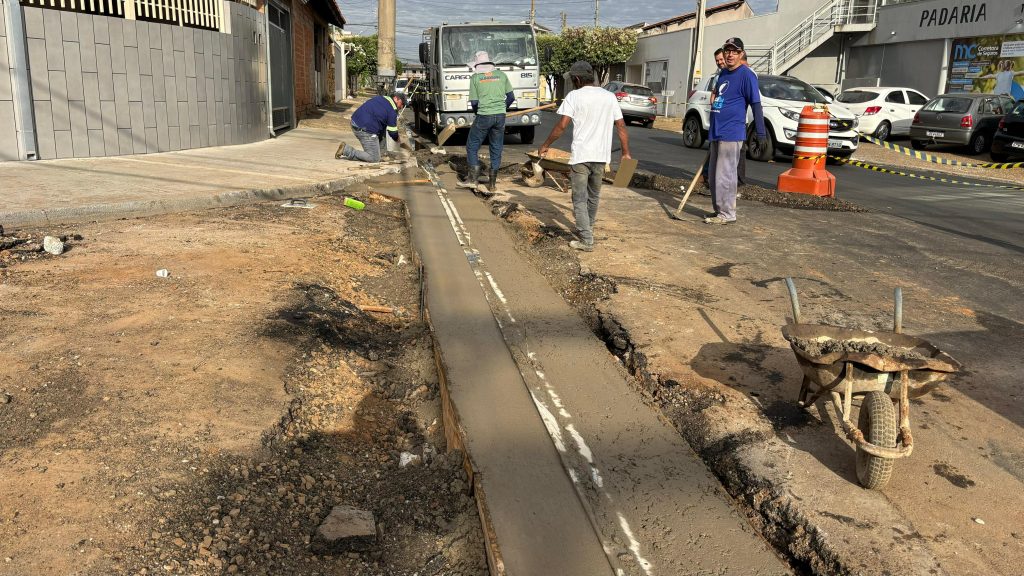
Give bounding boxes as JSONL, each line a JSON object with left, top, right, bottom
{"left": 0, "top": 3, "right": 269, "bottom": 161}
{"left": 291, "top": 0, "right": 314, "bottom": 119}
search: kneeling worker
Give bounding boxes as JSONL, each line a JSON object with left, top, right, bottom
{"left": 339, "top": 93, "right": 412, "bottom": 162}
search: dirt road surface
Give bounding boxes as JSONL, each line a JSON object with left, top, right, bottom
{"left": 0, "top": 192, "right": 486, "bottom": 575}
{"left": 485, "top": 165, "right": 1024, "bottom": 575}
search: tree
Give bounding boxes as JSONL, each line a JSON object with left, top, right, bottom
{"left": 556, "top": 27, "right": 638, "bottom": 85}
{"left": 536, "top": 34, "right": 566, "bottom": 100}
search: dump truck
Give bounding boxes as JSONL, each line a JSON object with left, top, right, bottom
{"left": 412, "top": 22, "right": 542, "bottom": 143}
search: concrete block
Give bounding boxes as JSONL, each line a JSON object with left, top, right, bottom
{"left": 137, "top": 26, "right": 151, "bottom": 75}
{"left": 184, "top": 43, "right": 196, "bottom": 78}
{"left": 195, "top": 54, "right": 205, "bottom": 95}
{"left": 63, "top": 42, "right": 84, "bottom": 100}
{"left": 109, "top": 20, "right": 125, "bottom": 73}
{"left": 79, "top": 28, "right": 97, "bottom": 74}
{"left": 28, "top": 38, "right": 49, "bottom": 100}
{"left": 171, "top": 26, "right": 182, "bottom": 53}
{"left": 126, "top": 47, "right": 141, "bottom": 101}
{"left": 0, "top": 0, "right": 6, "bottom": 35}
{"left": 101, "top": 100, "right": 118, "bottom": 152}
{"left": 44, "top": 12, "right": 64, "bottom": 72}
{"left": 70, "top": 104, "right": 90, "bottom": 157}
{"left": 48, "top": 72, "right": 70, "bottom": 130}
{"left": 34, "top": 100, "right": 56, "bottom": 158}
{"left": 24, "top": 8, "right": 44, "bottom": 40}
{"left": 174, "top": 58, "right": 186, "bottom": 101}
{"left": 161, "top": 25, "right": 173, "bottom": 60}
{"left": 96, "top": 43, "right": 113, "bottom": 100}
{"left": 145, "top": 126, "right": 157, "bottom": 153}
{"left": 189, "top": 124, "right": 199, "bottom": 148}
{"left": 157, "top": 120, "right": 169, "bottom": 151}
{"left": 54, "top": 129, "right": 73, "bottom": 158}
{"left": 186, "top": 77, "right": 198, "bottom": 120}
{"left": 0, "top": 42, "right": 12, "bottom": 101}
{"left": 198, "top": 115, "right": 208, "bottom": 147}
{"left": 168, "top": 127, "right": 180, "bottom": 151}
{"left": 130, "top": 115, "right": 145, "bottom": 151}
{"left": 208, "top": 123, "right": 218, "bottom": 147}
{"left": 164, "top": 77, "right": 178, "bottom": 125}
{"left": 177, "top": 102, "right": 189, "bottom": 147}
{"left": 82, "top": 73, "right": 102, "bottom": 129}
{"left": 77, "top": 13, "right": 95, "bottom": 47}
{"left": 117, "top": 127, "right": 133, "bottom": 155}
{"left": 149, "top": 47, "right": 164, "bottom": 79}
{"left": 69, "top": 98, "right": 87, "bottom": 134}
{"left": 196, "top": 66, "right": 207, "bottom": 102}
{"left": 153, "top": 67, "right": 165, "bottom": 102}
{"left": 155, "top": 100, "right": 167, "bottom": 131}
{"left": 88, "top": 128, "right": 105, "bottom": 157}
{"left": 122, "top": 19, "right": 137, "bottom": 48}
{"left": 93, "top": 15, "right": 109, "bottom": 45}
{"left": 59, "top": 11, "right": 78, "bottom": 42}
{"left": 0, "top": 102, "right": 19, "bottom": 161}
{"left": 112, "top": 72, "right": 130, "bottom": 128}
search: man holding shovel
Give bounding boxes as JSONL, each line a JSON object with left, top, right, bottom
{"left": 538, "top": 61, "right": 632, "bottom": 252}
{"left": 457, "top": 51, "right": 515, "bottom": 195}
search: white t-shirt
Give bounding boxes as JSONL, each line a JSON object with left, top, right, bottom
{"left": 995, "top": 71, "right": 1014, "bottom": 96}
{"left": 556, "top": 86, "right": 623, "bottom": 164}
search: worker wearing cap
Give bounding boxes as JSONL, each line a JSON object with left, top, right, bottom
{"left": 538, "top": 61, "right": 632, "bottom": 252}
{"left": 457, "top": 51, "right": 515, "bottom": 195}
{"left": 706, "top": 37, "right": 765, "bottom": 225}
{"left": 339, "top": 93, "right": 412, "bottom": 163}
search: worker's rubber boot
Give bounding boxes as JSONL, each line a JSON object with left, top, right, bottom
{"left": 486, "top": 172, "right": 498, "bottom": 195}
{"left": 457, "top": 165, "right": 481, "bottom": 189}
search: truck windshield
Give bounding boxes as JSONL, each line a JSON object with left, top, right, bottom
{"left": 442, "top": 26, "right": 537, "bottom": 68}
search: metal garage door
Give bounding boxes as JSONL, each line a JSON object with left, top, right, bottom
{"left": 268, "top": 2, "right": 294, "bottom": 131}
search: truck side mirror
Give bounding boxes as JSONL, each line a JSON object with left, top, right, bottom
{"left": 419, "top": 42, "right": 429, "bottom": 65}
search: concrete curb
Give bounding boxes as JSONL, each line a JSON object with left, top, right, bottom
{"left": 0, "top": 166, "right": 407, "bottom": 231}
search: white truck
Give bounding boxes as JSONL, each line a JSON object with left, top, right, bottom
{"left": 412, "top": 22, "right": 542, "bottom": 144}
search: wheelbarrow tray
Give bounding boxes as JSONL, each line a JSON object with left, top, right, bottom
{"left": 526, "top": 150, "right": 574, "bottom": 173}
{"left": 782, "top": 324, "right": 961, "bottom": 397}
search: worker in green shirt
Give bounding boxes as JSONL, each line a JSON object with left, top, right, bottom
{"left": 457, "top": 51, "right": 515, "bottom": 195}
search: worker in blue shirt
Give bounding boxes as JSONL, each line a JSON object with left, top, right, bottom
{"left": 339, "top": 93, "right": 412, "bottom": 162}
{"left": 706, "top": 37, "right": 765, "bottom": 225}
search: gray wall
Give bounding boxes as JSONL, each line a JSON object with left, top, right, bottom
{"left": 855, "top": 0, "right": 1024, "bottom": 46}
{"left": 1, "top": 0, "right": 19, "bottom": 160}
{"left": 787, "top": 35, "right": 844, "bottom": 91}
{"left": 844, "top": 38, "right": 946, "bottom": 97}
{"left": 1, "top": 3, "right": 267, "bottom": 161}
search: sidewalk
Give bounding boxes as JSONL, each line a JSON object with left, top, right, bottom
{"left": 0, "top": 103, "right": 403, "bottom": 230}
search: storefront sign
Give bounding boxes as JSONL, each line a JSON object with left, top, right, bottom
{"left": 946, "top": 34, "right": 1024, "bottom": 98}
{"left": 919, "top": 3, "right": 987, "bottom": 27}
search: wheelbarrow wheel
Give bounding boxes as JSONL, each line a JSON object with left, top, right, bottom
{"left": 856, "top": 391, "right": 897, "bottom": 489}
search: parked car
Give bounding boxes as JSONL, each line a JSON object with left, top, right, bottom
{"left": 394, "top": 77, "right": 412, "bottom": 94}
{"left": 910, "top": 93, "right": 1015, "bottom": 155}
{"left": 836, "top": 87, "right": 929, "bottom": 141}
{"left": 602, "top": 81, "right": 657, "bottom": 127}
{"left": 682, "top": 73, "right": 859, "bottom": 162}
{"left": 991, "top": 100, "right": 1024, "bottom": 162}
{"left": 812, "top": 85, "right": 836, "bottom": 102}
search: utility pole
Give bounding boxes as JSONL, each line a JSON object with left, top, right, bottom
{"left": 561, "top": 11, "right": 567, "bottom": 31}
{"left": 530, "top": 0, "right": 535, "bottom": 25}
{"left": 594, "top": 0, "right": 599, "bottom": 26}
{"left": 687, "top": 0, "right": 707, "bottom": 99}
{"left": 377, "top": 0, "right": 396, "bottom": 91}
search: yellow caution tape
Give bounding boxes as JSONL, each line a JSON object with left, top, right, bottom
{"left": 832, "top": 156, "right": 1024, "bottom": 190}
{"left": 858, "top": 133, "right": 1024, "bottom": 169}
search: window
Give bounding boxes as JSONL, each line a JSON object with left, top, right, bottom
{"left": 1013, "top": 102, "right": 1024, "bottom": 117}
{"left": 885, "top": 91, "right": 906, "bottom": 104}
{"left": 907, "top": 91, "right": 928, "bottom": 105}
{"left": 838, "top": 90, "right": 878, "bottom": 104}
{"left": 622, "top": 84, "right": 654, "bottom": 97}
{"left": 759, "top": 76, "right": 828, "bottom": 103}
{"left": 1000, "top": 97, "right": 1016, "bottom": 114}
{"left": 441, "top": 26, "right": 537, "bottom": 68}
{"left": 922, "top": 97, "right": 971, "bottom": 113}
{"left": 644, "top": 60, "right": 668, "bottom": 94}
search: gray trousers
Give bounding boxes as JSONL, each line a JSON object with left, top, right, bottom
{"left": 709, "top": 140, "right": 742, "bottom": 221}
{"left": 348, "top": 125, "right": 383, "bottom": 162}
{"left": 570, "top": 162, "right": 605, "bottom": 244}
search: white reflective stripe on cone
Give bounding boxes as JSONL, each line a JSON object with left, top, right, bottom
{"left": 796, "top": 132, "right": 830, "bottom": 140}
{"left": 794, "top": 146, "right": 827, "bottom": 154}
{"left": 797, "top": 118, "right": 830, "bottom": 125}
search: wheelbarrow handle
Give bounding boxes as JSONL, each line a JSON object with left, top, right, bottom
{"left": 894, "top": 287, "right": 903, "bottom": 334}
{"left": 785, "top": 277, "right": 802, "bottom": 325}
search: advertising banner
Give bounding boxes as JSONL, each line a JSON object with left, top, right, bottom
{"left": 946, "top": 34, "right": 1024, "bottom": 99}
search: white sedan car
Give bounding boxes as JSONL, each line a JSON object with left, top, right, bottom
{"left": 836, "top": 87, "right": 929, "bottom": 141}
{"left": 683, "top": 73, "right": 859, "bottom": 162}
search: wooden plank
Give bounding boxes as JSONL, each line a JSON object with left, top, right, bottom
{"left": 611, "top": 157, "right": 637, "bottom": 188}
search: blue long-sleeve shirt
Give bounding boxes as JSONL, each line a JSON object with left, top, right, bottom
{"left": 351, "top": 95, "right": 400, "bottom": 141}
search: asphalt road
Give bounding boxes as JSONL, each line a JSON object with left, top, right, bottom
{"left": 508, "top": 111, "right": 1024, "bottom": 254}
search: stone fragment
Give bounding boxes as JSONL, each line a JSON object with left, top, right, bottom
{"left": 43, "top": 236, "right": 65, "bottom": 255}
{"left": 313, "top": 505, "right": 377, "bottom": 553}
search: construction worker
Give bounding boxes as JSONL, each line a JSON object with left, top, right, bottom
{"left": 538, "top": 61, "right": 632, "bottom": 252}
{"left": 338, "top": 93, "right": 412, "bottom": 163}
{"left": 457, "top": 51, "right": 515, "bottom": 195}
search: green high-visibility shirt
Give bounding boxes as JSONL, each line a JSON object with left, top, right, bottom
{"left": 469, "top": 70, "right": 513, "bottom": 115}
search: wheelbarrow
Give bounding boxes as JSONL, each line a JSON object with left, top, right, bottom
{"left": 521, "top": 149, "right": 638, "bottom": 191}
{"left": 780, "top": 278, "right": 961, "bottom": 489}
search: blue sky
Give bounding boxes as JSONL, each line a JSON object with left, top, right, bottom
{"left": 340, "top": 0, "right": 780, "bottom": 62}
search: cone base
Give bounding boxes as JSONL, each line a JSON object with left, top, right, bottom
{"left": 777, "top": 168, "right": 836, "bottom": 197}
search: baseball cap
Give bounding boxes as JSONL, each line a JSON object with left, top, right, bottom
{"left": 569, "top": 61, "right": 594, "bottom": 75}
{"left": 723, "top": 37, "right": 744, "bottom": 51}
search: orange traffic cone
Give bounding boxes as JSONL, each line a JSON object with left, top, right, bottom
{"left": 777, "top": 105, "right": 836, "bottom": 197}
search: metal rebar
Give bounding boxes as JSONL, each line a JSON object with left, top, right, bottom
{"left": 894, "top": 287, "right": 903, "bottom": 334}
{"left": 785, "top": 277, "right": 802, "bottom": 325}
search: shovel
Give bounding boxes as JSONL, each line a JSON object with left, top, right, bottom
{"left": 670, "top": 151, "right": 709, "bottom": 220}
{"left": 437, "top": 102, "right": 558, "bottom": 147}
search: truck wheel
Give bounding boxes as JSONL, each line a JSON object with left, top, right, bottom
{"left": 682, "top": 115, "right": 704, "bottom": 148}
{"left": 855, "top": 391, "right": 897, "bottom": 490}
{"left": 519, "top": 126, "right": 536, "bottom": 145}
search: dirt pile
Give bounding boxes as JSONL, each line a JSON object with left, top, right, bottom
{"left": 0, "top": 180, "right": 486, "bottom": 576}
{"left": 630, "top": 172, "right": 867, "bottom": 212}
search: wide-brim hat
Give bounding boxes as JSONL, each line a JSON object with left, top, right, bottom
{"left": 468, "top": 51, "right": 495, "bottom": 72}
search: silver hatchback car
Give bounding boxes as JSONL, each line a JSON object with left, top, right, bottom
{"left": 602, "top": 81, "right": 657, "bottom": 127}
{"left": 910, "top": 93, "right": 1016, "bottom": 155}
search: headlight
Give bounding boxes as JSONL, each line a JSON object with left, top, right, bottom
{"left": 456, "top": 116, "right": 467, "bottom": 126}
{"left": 784, "top": 129, "right": 796, "bottom": 139}
{"left": 445, "top": 117, "right": 456, "bottom": 125}
{"left": 522, "top": 115, "right": 530, "bottom": 124}
{"left": 851, "top": 118, "right": 859, "bottom": 130}
{"left": 530, "top": 114, "right": 540, "bottom": 123}
{"left": 780, "top": 108, "right": 802, "bottom": 122}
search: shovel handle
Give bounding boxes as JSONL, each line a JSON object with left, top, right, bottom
{"left": 506, "top": 102, "right": 557, "bottom": 118}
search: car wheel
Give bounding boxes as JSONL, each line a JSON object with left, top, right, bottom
{"left": 967, "top": 132, "right": 988, "bottom": 155}
{"left": 910, "top": 139, "right": 927, "bottom": 150}
{"left": 990, "top": 151, "right": 1009, "bottom": 162}
{"left": 682, "top": 115, "right": 704, "bottom": 148}
{"left": 747, "top": 128, "right": 775, "bottom": 162}
{"left": 643, "top": 119, "right": 654, "bottom": 128}
{"left": 519, "top": 126, "right": 536, "bottom": 145}
{"left": 873, "top": 121, "right": 891, "bottom": 141}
